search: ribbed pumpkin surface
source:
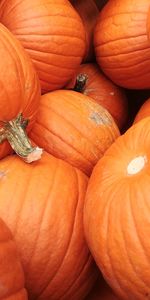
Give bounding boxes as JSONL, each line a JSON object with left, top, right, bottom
{"left": 94, "top": 0, "right": 150, "bottom": 89}
{"left": 84, "top": 117, "right": 150, "bottom": 300}
{"left": 30, "top": 90, "right": 120, "bottom": 176}
{"left": 0, "top": 218, "right": 27, "bottom": 299}
{"left": 0, "top": 0, "right": 86, "bottom": 93}
{"left": 0, "top": 152, "right": 98, "bottom": 300}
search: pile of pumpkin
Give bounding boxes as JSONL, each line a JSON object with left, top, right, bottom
{"left": 0, "top": 0, "right": 150, "bottom": 299}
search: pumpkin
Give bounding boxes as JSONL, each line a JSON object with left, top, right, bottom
{"left": 29, "top": 90, "right": 120, "bottom": 176}
{"left": 134, "top": 98, "right": 150, "bottom": 123}
{"left": 84, "top": 116, "right": 150, "bottom": 300}
{"left": 0, "top": 24, "right": 42, "bottom": 163}
{"left": 70, "top": 0, "right": 99, "bottom": 62}
{"left": 0, "top": 217, "right": 27, "bottom": 299}
{"left": 66, "top": 63, "right": 128, "bottom": 130}
{"left": 0, "top": 0, "right": 86, "bottom": 94}
{"left": 94, "top": 0, "right": 150, "bottom": 89}
{"left": 0, "top": 152, "right": 98, "bottom": 300}
{"left": 86, "top": 275, "right": 120, "bottom": 300}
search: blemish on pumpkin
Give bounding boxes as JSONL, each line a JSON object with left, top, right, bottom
{"left": 110, "top": 91, "right": 115, "bottom": 96}
{"left": 0, "top": 170, "right": 7, "bottom": 179}
{"left": 127, "top": 156, "right": 147, "bottom": 175}
{"left": 89, "top": 112, "right": 111, "bottom": 126}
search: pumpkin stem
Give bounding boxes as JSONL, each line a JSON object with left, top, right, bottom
{"left": 0, "top": 113, "right": 42, "bottom": 163}
{"left": 73, "top": 73, "right": 88, "bottom": 93}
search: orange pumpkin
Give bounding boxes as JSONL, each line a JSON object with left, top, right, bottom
{"left": 0, "top": 24, "right": 41, "bottom": 163}
{"left": 30, "top": 90, "right": 120, "bottom": 176}
{"left": 84, "top": 117, "right": 150, "bottom": 300}
{"left": 66, "top": 63, "right": 128, "bottom": 130}
{"left": 0, "top": 0, "right": 86, "bottom": 94}
{"left": 0, "top": 152, "right": 98, "bottom": 300}
{"left": 70, "top": 0, "right": 99, "bottom": 62}
{"left": 0, "top": 217, "right": 27, "bottom": 299}
{"left": 134, "top": 98, "right": 150, "bottom": 124}
{"left": 94, "top": 0, "right": 150, "bottom": 89}
{"left": 86, "top": 275, "right": 120, "bottom": 300}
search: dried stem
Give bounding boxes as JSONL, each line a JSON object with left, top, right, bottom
{"left": 0, "top": 113, "right": 42, "bottom": 163}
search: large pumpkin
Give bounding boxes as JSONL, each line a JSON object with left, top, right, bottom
{"left": 70, "top": 0, "right": 99, "bottom": 62}
{"left": 0, "top": 0, "right": 86, "bottom": 93}
{"left": 0, "top": 217, "right": 27, "bottom": 299}
{"left": 134, "top": 98, "right": 150, "bottom": 123}
{"left": 0, "top": 23, "right": 41, "bottom": 162}
{"left": 66, "top": 63, "right": 128, "bottom": 130}
{"left": 29, "top": 90, "right": 120, "bottom": 176}
{"left": 94, "top": 0, "right": 150, "bottom": 89}
{"left": 84, "top": 116, "right": 150, "bottom": 300}
{"left": 0, "top": 152, "right": 98, "bottom": 300}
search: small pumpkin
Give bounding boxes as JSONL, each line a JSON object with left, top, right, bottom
{"left": 84, "top": 117, "right": 150, "bottom": 300}
{"left": 86, "top": 275, "right": 120, "bottom": 300}
{"left": 94, "top": 0, "right": 150, "bottom": 89}
{"left": 0, "top": 0, "right": 86, "bottom": 93}
{"left": 70, "top": 0, "right": 99, "bottom": 62}
{"left": 0, "top": 152, "right": 98, "bottom": 300}
{"left": 66, "top": 63, "right": 128, "bottom": 130}
{"left": 30, "top": 90, "right": 120, "bottom": 176}
{"left": 0, "top": 24, "right": 42, "bottom": 162}
{"left": 134, "top": 98, "right": 150, "bottom": 124}
{"left": 0, "top": 217, "right": 27, "bottom": 299}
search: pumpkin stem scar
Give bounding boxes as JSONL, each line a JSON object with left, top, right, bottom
{"left": 127, "top": 155, "right": 147, "bottom": 175}
{"left": 0, "top": 113, "right": 43, "bottom": 163}
{"left": 73, "top": 73, "right": 88, "bottom": 93}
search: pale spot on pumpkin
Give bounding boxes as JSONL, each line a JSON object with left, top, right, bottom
{"left": 0, "top": 170, "right": 7, "bottom": 180}
{"left": 89, "top": 112, "right": 111, "bottom": 125}
{"left": 110, "top": 91, "right": 115, "bottom": 96}
{"left": 127, "top": 156, "right": 147, "bottom": 175}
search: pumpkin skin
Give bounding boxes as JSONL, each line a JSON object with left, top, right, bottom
{"left": 0, "top": 0, "right": 86, "bottom": 94}
{"left": 134, "top": 98, "right": 150, "bottom": 124}
{"left": 0, "top": 152, "right": 98, "bottom": 300}
{"left": 94, "top": 0, "right": 150, "bottom": 89}
{"left": 30, "top": 90, "right": 120, "bottom": 176}
{"left": 84, "top": 117, "right": 150, "bottom": 300}
{"left": 0, "top": 217, "right": 27, "bottom": 299}
{"left": 70, "top": 0, "right": 99, "bottom": 62}
{"left": 0, "top": 23, "right": 40, "bottom": 160}
{"left": 66, "top": 63, "right": 128, "bottom": 130}
{"left": 86, "top": 276, "right": 119, "bottom": 300}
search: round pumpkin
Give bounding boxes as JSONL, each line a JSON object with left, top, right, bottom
{"left": 0, "top": 217, "right": 27, "bottom": 299}
{"left": 29, "top": 90, "right": 120, "bottom": 176}
{"left": 134, "top": 98, "right": 150, "bottom": 124}
{"left": 0, "top": 0, "right": 86, "bottom": 94}
{"left": 0, "top": 24, "right": 41, "bottom": 162}
{"left": 94, "top": 0, "right": 150, "bottom": 89}
{"left": 66, "top": 63, "right": 128, "bottom": 130}
{"left": 0, "top": 152, "right": 98, "bottom": 300}
{"left": 84, "top": 116, "right": 150, "bottom": 300}
{"left": 86, "top": 276, "right": 120, "bottom": 300}
{"left": 70, "top": 0, "right": 99, "bottom": 62}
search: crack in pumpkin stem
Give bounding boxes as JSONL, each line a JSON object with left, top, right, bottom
{"left": 73, "top": 73, "right": 88, "bottom": 93}
{"left": 0, "top": 113, "right": 42, "bottom": 163}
